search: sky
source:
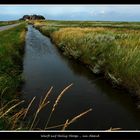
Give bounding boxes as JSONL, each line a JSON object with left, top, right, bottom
{"left": 0, "top": 5, "right": 140, "bottom": 21}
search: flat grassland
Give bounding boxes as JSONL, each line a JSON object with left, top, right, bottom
{"left": 33, "top": 20, "right": 140, "bottom": 95}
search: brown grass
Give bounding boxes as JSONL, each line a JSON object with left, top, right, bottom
{"left": 0, "top": 100, "right": 24, "bottom": 119}
{"left": 106, "top": 127, "right": 122, "bottom": 131}
{"left": 45, "top": 83, "right": 73, "bottom": 129}
{"left": 61, "top": 108, "right": 92, "bottom": 130}
{"left": 23, "top": 96, "right": 36, "bottom": 119}
{"left": 0, "top": 84, "right": 93, "bottom": 130}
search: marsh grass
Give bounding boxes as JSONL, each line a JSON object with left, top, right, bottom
{"left": 0, "top": 23, "right": 26, "bottom": 129}
{"left": 33, "top": 20, "right": 140, "bottom": 30}
{"left": 34, "top": 20, "right": 140, "bottom": 96}
{"left": 0, "top": 24, "right": 26, "bottom": 100}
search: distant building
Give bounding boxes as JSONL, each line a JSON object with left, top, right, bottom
{"left": 19, "top": 15, "right": 45, "bottom": 20}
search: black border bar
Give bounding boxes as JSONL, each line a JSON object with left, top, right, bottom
{"left": 0, "top": 131, "right": 140, "bottom": 139}
{"left": 0, "top": 0, "right": 140, "bottom": 4}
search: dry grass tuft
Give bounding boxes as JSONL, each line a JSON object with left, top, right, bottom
{"left": 0, "top": 84, "right": 93, "bottom": 130}
{"left": 45, "top": 83, "right": 73, "bottom": 128}
{"left": 0, "top": 100, "right": 25, "bottom": 119}
{"left": 61, "top": 108, "right": 92, "bottom": 130}
{"left": 106, "top": 127, "right": 122, "bottom": 131}
{"left": 23, "top": 96, "right": 36, "bottom": 119}
{"left": 30, "top": 86, "right": 53, "bottom": 130}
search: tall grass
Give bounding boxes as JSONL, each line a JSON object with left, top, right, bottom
{"left": 34, "top": 20, "right": 140, "bottom": 96}
{"left": 0, "top": 23, "right": 26, "bottom": 129}
{"left": 0, "top": 84, "right": 92, "bottom": 130}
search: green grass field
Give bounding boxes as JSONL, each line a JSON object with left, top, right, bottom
{"left": 34, "top": 20, "right": 140, "bottom": 95}
{"left": 33, "top": 20, "right": 140, "bottom": 29}
{"left": 0, "top": 23, "right": 26, "bottom": 129}
{"left": 0, "top": 20, "right": 21, "bottom": 27}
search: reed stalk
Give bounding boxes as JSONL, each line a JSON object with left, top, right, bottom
{"left": 0, "top": 100, "right": 24, "bottom": 119}
{"left": 29, "top": 87, "right": 53, "bottom": 130}
{"left": 45, "top": 83, "right": 73, "bottom": 129}
{"left": 61, "top": 108, "right": 92, "bottom": 130}
{"left": 23, "top": 96, "right": 36, "bottom": 119}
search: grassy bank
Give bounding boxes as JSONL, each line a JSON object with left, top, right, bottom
{"left": 0, "top": 23, "right": 26, "bottom": 129}
{"left": 34, "top": 20, "right": 140, "bottom": 96}
{"left": 0, "top": 20, "right": 21, "bottom": 27}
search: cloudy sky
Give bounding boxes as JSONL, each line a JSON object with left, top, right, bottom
{"left": 0, "top": 5, "right": 140, "bottom": 21}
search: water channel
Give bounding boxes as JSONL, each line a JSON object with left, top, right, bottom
{"left": 22, "top": 25, "right": 140, "bottom": 130}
